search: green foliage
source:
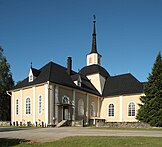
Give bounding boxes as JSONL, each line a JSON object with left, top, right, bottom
{"left": 137, "top": 52, "right": 162, "bottom": 127}
{"left": 0, "top": 47, "right": 14, "bottom": 120}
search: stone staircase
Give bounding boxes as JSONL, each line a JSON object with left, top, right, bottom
{"left": 55, "top": 120, "right": 68, "bottom": 128}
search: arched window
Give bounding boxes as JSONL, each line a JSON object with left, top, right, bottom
{"left": 16, "top": 99, "right": 18, "bottom": 115}
{"left": 38, "top": 95, "right": 42, "bottom": 114}
{"left": 108, "top": 104, "right": 114, "bottom": 117}
{"left": 26, "top": 98, "right": 31, "bottom": 114}
{"left": 90, "top": 102, "right": 96, "bottom": 117}
{"left": 78, "top": 99, "right": 84, "bottom": 115}
{"left": 128, "top": 102, "right": 135, "bottom": 116}
{"left": 62, "top": 96, "right": 69, "bottom": 104}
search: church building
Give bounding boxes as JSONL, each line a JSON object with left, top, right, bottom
{"left": 10, "top": 17, "right": 144, "bottom": 127}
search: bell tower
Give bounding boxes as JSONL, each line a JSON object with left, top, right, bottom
{"left": 87, "top": 15, "right": 102, "bottom": 66}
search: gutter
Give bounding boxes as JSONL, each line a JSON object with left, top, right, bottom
{"left": 6, "top": 91, "right": 12, "bottom": 97}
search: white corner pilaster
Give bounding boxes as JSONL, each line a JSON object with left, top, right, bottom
{"left": 33, "top": 87, "right": 36, "bottom": 124}
{"left": 20, "top": 89, "right": 23, "bottom": 122}
{"left": 72, "top": 90, "right": 76, "bottom": 120}
{"left": 97, "top": 97, "right": 100, "bottom": 117}
{"left": 86, "top": 94, "right": 89, "bottom": 124}
{"left": 120, "top": 96, "right": 123, "bottom": 122}
{"left": 11, "top": 92, "right": 14, "bottom": 124}
{"left": 45, "top": 82, "right": 49, "bottom": 125}
{"left": 49, "top": 84, "right": 54, "bottom": 125}
{"left": 54, "top": 85, "right": 59, "bottom": 124}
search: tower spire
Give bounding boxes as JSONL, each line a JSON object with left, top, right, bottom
{"left": 91, "top": 15, "right": 98, "bottom": 53}
{"left": 87, "top": 15, "right": 101, "bottom": 66}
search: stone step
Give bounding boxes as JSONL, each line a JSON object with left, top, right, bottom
{"left": 55, "top": 120, "right": 67, "bottom": 128}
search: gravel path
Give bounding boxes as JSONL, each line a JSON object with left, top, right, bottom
{"left": 0, "top": 127, "right": 162, "bottom": 143}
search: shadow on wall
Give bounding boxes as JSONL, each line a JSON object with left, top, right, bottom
{"left": 0, "top": 138, "right": 30, "bottom": 146}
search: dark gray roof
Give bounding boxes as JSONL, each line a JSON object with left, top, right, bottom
{"left": 12, "top": 62, "right": 100, "bottom": 96}
{"left": 31, "top": 68, "right": 41, "bottom": 77}
{"left": 103, "top": 73, "right": 144, "bottom": 97}
{"left": 80, "top": 64, "right": 110, "bottom": 78}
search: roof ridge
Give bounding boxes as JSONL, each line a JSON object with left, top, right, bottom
{"left": 110, "top": 73, "right": 131, "bottom": 78}
{"left": 39, "top": 61, "right": 63, "bottom": 70}
{"left": 48, "top": 62, "right": 53, "bottom": 81}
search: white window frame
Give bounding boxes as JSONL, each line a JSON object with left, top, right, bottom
{"left": 26, "top": 97, "right": 31, "bottom": 115}
{"left": 28, "top": 74, "right": 33, "bottom": 82}
{"left": 128, "top": 102, "right": 136, "bottom": 117}
{"left": 16, "top": 99, "right": 18, "bottom": 115}
{"left": 38, "top": 95, "right": 42, "bottom": 114}
{"left": 108, "top": 103, "right": 115, "bottom": 117}
{"left": 30, "top": 75, "right": 33, "bottom": 81}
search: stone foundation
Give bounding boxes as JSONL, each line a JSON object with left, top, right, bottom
{"left": 0, "top": 121, "right": 11, "bottom": 126}
{"left": 96, "top": 121, "right": 151, "bottom": 128}
{"left": 72, "top": 120, "right": 84, "bottom": 127}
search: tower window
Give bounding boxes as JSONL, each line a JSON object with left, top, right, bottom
{"left": 89, "top": 57, "right": 92, "bottom": 64}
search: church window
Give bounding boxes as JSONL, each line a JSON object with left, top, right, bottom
{"left": 90, "top": 102, "right": 96, "bottom": 117}
{"left": 38, "top": 95, "right": 42, "bottom": 114}
{"left": 26, "top": 97, "right": 31, "bottom": 114}
{"left": 62, "top": 96, "right": 69, "bottom": 104}
{"left": 78, "top": 99, "right": 84, "bottom": 115}
{"left": 108, "top": 104, "right": 114, "bottom": 117}
{"left": 16, "top": 99, "right": 18, "bottom": 115}
{"left": 128, "top": 102, "right": 135, "bottom": 116}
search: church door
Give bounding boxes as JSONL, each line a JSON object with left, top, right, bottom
{"left": 63, "top": 107, "right": 69, "bottom": 120}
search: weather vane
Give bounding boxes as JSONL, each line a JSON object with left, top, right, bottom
{"left": 93, "top": 15, "right": 96, "bottom": 21}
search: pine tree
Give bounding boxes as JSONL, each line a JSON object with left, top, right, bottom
{"left": 0, "top": 47, "right": 14, "bottom": 121}
{"left": 136, "top": 52, "right": 162, "bottom": 127}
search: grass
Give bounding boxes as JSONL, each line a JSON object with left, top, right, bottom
{"left": 1, "top": 136, "right": 162, "bottom": 147}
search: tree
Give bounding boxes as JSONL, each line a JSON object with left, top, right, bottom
{"left": 0, "top": 46, "right": 14, "bottom": 121}
{"left": 136, "top": 52, "right": 162, "bottom": 127}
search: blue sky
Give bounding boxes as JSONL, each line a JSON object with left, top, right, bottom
{"left": 0, "top": 0, "right": 162, "bottom": 83}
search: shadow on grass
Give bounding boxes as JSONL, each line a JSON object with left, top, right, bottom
{"left": 0, "top": 127, "right": 36, "bottom": 132}
{"left": 0, "top": 138, "right": 30, "bottom": 146}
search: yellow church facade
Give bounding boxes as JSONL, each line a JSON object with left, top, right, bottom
{"left": 10, "top": 18, "right": 143, "bottom": 127}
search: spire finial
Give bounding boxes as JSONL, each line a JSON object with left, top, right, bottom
{"left": 90, "top": 15, "right": 97, "bottom": 53}
{"left": 30, "top": 62, "right": 32, "bottom": 68}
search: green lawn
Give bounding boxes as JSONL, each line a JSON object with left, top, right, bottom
{"left": 1, "top": 136, "right": 162, "bottom": 147}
